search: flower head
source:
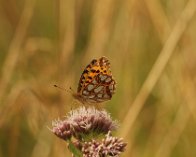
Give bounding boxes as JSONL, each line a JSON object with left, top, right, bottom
{"left": 81, "top": 131, "right": 127, "bottom": 157}
{"left": 51, "top": 107, "right": 118, "bottom": 141}
{"left": 51, "top": 107, "right": 126, "bottom": 156}
{"left": 52, "top": 119, "right": 72, "bottom": 140}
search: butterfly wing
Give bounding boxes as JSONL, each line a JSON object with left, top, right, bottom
{"left": 77, "top": 58, "right": 99, "bottom": 93}
{"left": 82, "top": 74, "right": 116, "bottom": 103}
{"left": 76, "top": 56, "right": 116, "bottom": 103}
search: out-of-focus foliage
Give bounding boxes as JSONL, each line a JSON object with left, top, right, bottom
{"left": 0, "top": 0, "right": 196, "bottom": 157}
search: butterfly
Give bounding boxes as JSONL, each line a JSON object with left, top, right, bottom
{"left": 72, "top": 56, "right": 116, "bottom": 104}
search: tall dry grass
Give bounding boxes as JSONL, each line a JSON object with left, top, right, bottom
{"left": 0, "top": 0, "right": 196, "bottom": 157}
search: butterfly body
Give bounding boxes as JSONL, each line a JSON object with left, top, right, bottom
{"left": 73, "top": 56, "right": 116, "bottom": 104}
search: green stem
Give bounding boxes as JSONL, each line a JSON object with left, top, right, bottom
{"left": 68, "top": 141, "right": 83, "bottom": 157}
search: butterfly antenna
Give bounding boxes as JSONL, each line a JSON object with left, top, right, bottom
{"left": 54, "top": 84, "right": 72, "bottom": 93}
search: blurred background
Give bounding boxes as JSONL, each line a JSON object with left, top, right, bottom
{"left": 0, "top": 0, "right": 196, "bottom": 157}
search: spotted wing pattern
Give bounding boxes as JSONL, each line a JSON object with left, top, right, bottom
{"left": 73, "top": 56, "right": 116, "bottom": 104}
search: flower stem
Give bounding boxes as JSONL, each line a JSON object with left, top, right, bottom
{"left": 68, "top": 141, "right": 82, "bottom": 157}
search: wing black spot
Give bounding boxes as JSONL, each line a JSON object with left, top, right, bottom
{"left": 91, "top": 59, "right": 97, "bottom": 64}
{"left": 83, "top": 69, "right": 89, "bottom": 74}
{"left": 91, "top": 69, "right": 96, "bottom": 73}
{"left": 88, "top": 76, "right": 92, "bottom": 79}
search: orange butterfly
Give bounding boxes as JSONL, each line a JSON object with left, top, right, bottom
{"left": 55, "top": 56, "right": 116, "bottom": 104}
{"left": 72, "top": 56, "right": 116, "bottom": 104}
